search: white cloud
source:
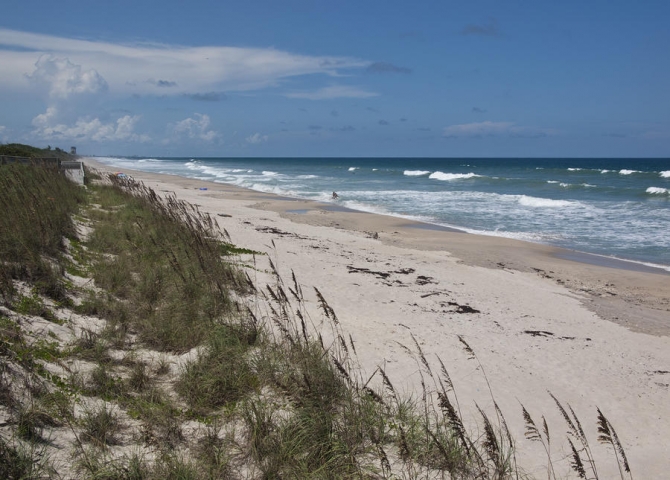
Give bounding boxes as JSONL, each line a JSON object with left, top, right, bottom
{"left": 442, "top": 121, "right": 555, "bottom": 138}
{"left": 31, "top": 108, "right": 149, "bottom": 142}
{"left": 31, "top": 106, "right": 59, "bottom": 128}
{"left": 284, "top": 85, "right": 378, "bottom": 100}
{"left": 28, "top": 55, "right": 108, "bottom": 99}
{"left": 246, "top": 133, "right": 268, "bottom": 144}
{"left": 0, "top": 28, "right": 368, "bottom": 96}
{"left": 172, "top": 114, "right": 219, "bottom": 142}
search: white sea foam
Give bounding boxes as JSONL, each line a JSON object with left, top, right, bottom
{"left": 567, "top": 168, "right": 582, "bottom": 171}
{"left": 646, "top": 187, "right": 668, "bottom": 195}
{"left": 547, "top": 180, "right": 559, "bottom": 184}
{"left": 297, "top": 175, "right": 318, "bottom": 179}
{"left": 429, "top": 171, "right": 479, "bottom": 181}
{"left": 404, "top": 170, "right": 431, "bottom": 176}
{"left": 660, "top": 171, "right": 670, "bottom": 178}
{"left": 600, "top": 169, "right": 611, "bottom": 173}
{"left": 619, "top": 169, "right": 638, "bottom": 175}
{"left": 262, "top": 171, "right": 279, "bottom": 176}
{"left": 249, "top": 183, "right": 287, "bottom": 195}
{"left": 348, "top": 167, "right": 358, "bottom": 172}
{"left": 463, "top": 228, "right": 559, "bottom": 243}
{"left": 187, "top": 163, "right": 233, "bottom": 179}
{"left": 567, "top": 252, "right": 670, "bottom": 273}
{"left": 517, "top": 195, "right": 576, "bottom": 208}
{"left": 582, "top": 184, "right": 596, "bottom": 188}
{"left": 560, "top": 183, "right": 570, "bottom": 188}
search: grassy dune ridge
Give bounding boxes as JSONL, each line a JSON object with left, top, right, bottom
{"left": 0, "top": 163, "right": 632, "bottom": 479}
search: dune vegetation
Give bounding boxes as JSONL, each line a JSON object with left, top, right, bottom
{"left": 0, "top": 160, "right": 632, "bottom": 479}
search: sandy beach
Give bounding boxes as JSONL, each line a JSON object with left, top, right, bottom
{"left": 84, "top": 158, "right": 670, "bottom": 479}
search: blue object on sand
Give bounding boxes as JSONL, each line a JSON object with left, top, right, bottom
{"left": 199, "top": 187, "right": 208, "bottom": 190}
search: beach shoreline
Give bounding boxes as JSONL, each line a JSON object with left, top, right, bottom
{"left": 84, "top": 157, "right": 670, "bottom": 336}
{"left": 82, "top": 157, "right": 670, "bottom": 478}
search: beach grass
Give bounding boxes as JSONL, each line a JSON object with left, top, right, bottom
{"left": 0, "top": 162, "right": 634, "bottom": 479}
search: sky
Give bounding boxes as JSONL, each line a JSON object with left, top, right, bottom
{"left": 0, "top": 0, "right": 669, "bottom": 158}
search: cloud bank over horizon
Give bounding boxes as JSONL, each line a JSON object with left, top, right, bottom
{"left": 0, "top": 29, "right": 370, "bottom": 97}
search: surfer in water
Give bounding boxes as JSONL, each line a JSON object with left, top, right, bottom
{"left": 332, "top": 191, "right": 339, "bottom": 200}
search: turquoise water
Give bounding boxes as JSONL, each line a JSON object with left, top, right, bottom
{"left": 94, "top": 156, "right": 670, "bottom": 271}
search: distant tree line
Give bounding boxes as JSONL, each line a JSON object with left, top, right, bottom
{"left": 0, "top": 143, "right": 75, "bottom": 160}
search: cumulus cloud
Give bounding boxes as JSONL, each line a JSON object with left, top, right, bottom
{"left": 0, "top": 28, "right": 368, "bottom": 97}
{"left": 31, "top": 107, "right": 149, "bottom": 142}
{"left": 284, "top": 85, "right": 378, "bottom": 100}
{"left": 366, "top": 62, "right": 412, "bottom": 74}
{"left": 172, "top": 114, "right": 219, "bottom": 141}
{"left": 27, "top": 54, "right": 108, "bottom": 99}
{"left": 442, "top": 121, "right": 554, "bottom": 138}
{"left": 461, "top": 19, "right": 500, "bottom": 37}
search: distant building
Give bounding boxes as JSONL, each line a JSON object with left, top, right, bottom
{"left": 70, "top": 146, "right": 77, "bottom": 155}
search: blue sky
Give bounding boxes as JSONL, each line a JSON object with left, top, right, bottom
{"left": 1, "top": 0, "right": 668, "bottom": 157}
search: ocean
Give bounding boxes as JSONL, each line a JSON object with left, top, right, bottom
{"left": 93, "top": 156, "right": 670, "bottom": 272}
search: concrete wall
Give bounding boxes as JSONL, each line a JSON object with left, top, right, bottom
{"left": 0, "top": 156, "right": 85, "bottom": 185}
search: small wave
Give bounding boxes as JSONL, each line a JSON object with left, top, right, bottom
{"left": 619, "top": 169, "right": 638, "bottom": 175}
{"left": 518, "top": 195, "right": 576, "bottom": 208}
{"left": 660, "top": 171, "right": 670, "bottom": 178}
{"left": 646, "top": 187, "right": 668, "bottom": 195}
{"left": 404, "top": 170, "right": 431, "bottom": 176}
{"left": 560, "top": 183, "right": 570, "bottom": 188}
{"left": 262, "top": 171, "right": 279, "bottom": 176}
{"left": 581, "top": 183, "right": 596, "bottom": 188}
{"left": 348, "top": 167, "right": 358, "bottom": 172}
{"left": 429, "top": 171, "right": 479, "bottom": 181}
{"left": 567, "top": 168, "right": 582, "bottom": 171}
{"left": 600, "top": 169, "right": 611, "bottom": 173}
{"left": 297, "top": 175, "right": 318, "bottom": 179}
{"left": 547, "top": 180, "right": 559, "bottom": 184}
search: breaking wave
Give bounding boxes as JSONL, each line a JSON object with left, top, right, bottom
{"left": 429, "top": 171, "right": 479, "bottom": 181}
